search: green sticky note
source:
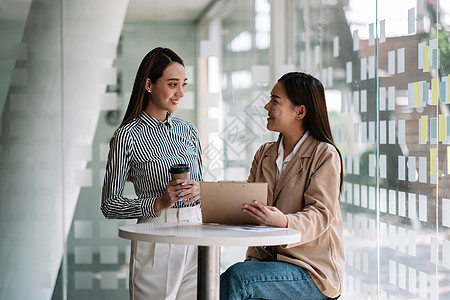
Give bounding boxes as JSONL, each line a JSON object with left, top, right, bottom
{"left": 447, "top": 116, "right": 450, "bottom": 138}
{"left": 440, "top": 81, "right": 447, "bottom": 103}
{"left": 423, "top": 81, "right": 429, "bottom": 105}
{"left": 432, "top": 49, "right": 437, "bottom": 69}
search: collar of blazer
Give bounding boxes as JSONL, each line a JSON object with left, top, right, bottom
{"left": 264, "top": 133, "right": 316, "bottom": 159}
{"left": 263, "top": 134, "right": 318, "bottom": 204}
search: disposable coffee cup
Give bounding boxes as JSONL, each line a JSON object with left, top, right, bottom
{"left": 169, "top": 164, "right": 190, "bottom": 181}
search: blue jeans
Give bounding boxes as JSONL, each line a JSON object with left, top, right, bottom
{"left": 220, "top": 261, "right": 328, "bottom": 300}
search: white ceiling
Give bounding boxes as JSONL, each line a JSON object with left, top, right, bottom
{"left": 125, "top": 0, "right": 214, "bottom": 21}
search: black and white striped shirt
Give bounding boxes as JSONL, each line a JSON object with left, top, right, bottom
{"left": 101, "top": 111, "right": 203, "bottom": 219}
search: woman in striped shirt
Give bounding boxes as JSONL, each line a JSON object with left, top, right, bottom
{"left": 102, "top": 47, "right": 203, "bottom": 300}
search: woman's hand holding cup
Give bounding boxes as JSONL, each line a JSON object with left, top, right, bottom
{"left": 154, "top": 164, "right": 200, "bottom": 212}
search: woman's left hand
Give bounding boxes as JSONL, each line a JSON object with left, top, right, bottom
{"left": 243, "top": 200, "right": 288, "bottom": 228}
{"left": 183, "top": 180, "right": 201, "bottom": 204}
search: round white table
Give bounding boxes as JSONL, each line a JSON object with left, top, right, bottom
{"left": 119, "top": 222, "right": 301, "bottom": 300}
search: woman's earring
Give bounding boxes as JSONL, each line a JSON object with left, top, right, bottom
{"left": 147, "top": 89, "right": 151, "bottom": 93}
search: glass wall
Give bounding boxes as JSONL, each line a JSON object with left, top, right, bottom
{"left": 0, "top": 0, "right": 197, "bottom": 299}
{"left": 197, "top": 0, "right": 450, "bottom": 299}
{"left": 0, "top": 1, "right": 64, "bottom": 299}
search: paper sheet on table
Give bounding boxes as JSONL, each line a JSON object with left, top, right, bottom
{"left": 204, "top": 224, "right": 290, "bottom": 232}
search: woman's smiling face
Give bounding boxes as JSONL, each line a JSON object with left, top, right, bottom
{"left": 146, "top": 62, "right": 187, "bottom": 121}
{"left": 264, "top": 81, "right": 302, "bottom": 134}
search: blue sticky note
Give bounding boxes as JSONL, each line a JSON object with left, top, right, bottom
{"left": 440, "top": 81, "right": 447, "bottom": 103}
{"left": 447, "top": 116, "right": 450, "bottom": 137}
{"left": 423, "top": 81, "right": 430, "bottom": 104}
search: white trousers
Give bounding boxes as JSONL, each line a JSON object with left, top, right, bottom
{"left": 129, "top": 206, "right": 202, "bottom": 300}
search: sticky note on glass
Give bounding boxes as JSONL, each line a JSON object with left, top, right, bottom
{"left": 447, "top": 147, "right": 450, "bottom": 174}
{"left": 388, "top": 86, "right": 396, "bottom": 111}
{"left": 418, "top": 42, "right": 426, "bottom": 69}
{"left": 353, "top": 30, "right": 359, "bottom": 51}
{"left": 361, "top": 122, "right": 367, "bottom": 143}
{"left": 346, "top": 61, "right": 352, "bottom": 83}
{"left": 419, "top": 195, "right": 427, "bottom": 222}
{"left": 408, "top": 83, "right": 415, "bottom": 108}
{"left": 369, "top": 154, "right": 376, "bottom": 177}
{"left": 354, "top": 123, "right": 359, "bottom": 143}
{"left": 439, "top": 114, "right": 445, "bottom": 142}
{"left": 422, "top": 81, "right": 429, "bottom": 105}
{"left": 430, "top": 117, "right": 437, "bottom": 141}
{"left": 420, "top": 116, "right": 428, "bottom": 142}
{"left": 440, "top": 81, "right": 447, "bottom": 103}
{"left": 447, "top": 116, "right": 450, "bottom": 140}
{"left": 398, "top": 48, "right": 405, "bottom": 73}
{"left": 430, "top": 38, "right": 438, "bottom": 68}
{"left": 379, "top": 87, "right": 386, "bottom": 111}
{"left": 398, "top": 155, "right": 406, "bottom": 180}
{"left": 408, "top": 8, "right": 415, "bottom": 34}
{"left": 398, "top": 119, "right": 406, "bottom": 144}
{"left": 315, "top": 45, "right": 321, "bottom": 65}
{"left": 419, "top": 157, "right": 427, "bottom": 183}
{"left": 369, "top": 121, "right": 375, "bottom": 144}
{"left": 369, "top": 56, "right": 375, "bottom": 79}
{"left": 333, "top": 36, "right": 339, "bottom": 57}
{"left": 431, "top": 78, "right": 437, "bottom": 105}
{"left": 353, "top": 90, "right": 360, "bottom": 112}
{"left": 414, "top": 82, "right": 420, "bottom": 107}
{"left": 369, "top": 23, "right": 375, "bottom": 46}
{"left": 361, "top": 90, "right": 367, "bottom": 112}
{"left": 380, "top": 155, "right": 387, "bottom": 178}
{"left": 432, "top": 49, "right": 439, "bottom": 69}
{"left": 423, "top": 46, "right": 429, "bottom": 72}
{"left": 408, "top": 156, "right": 416, "bottom": 182}
{"left": 361, "top": 57, "right": 367, "bottom": 81}
{"left": 388, "top": 51, "right": 395, "bottom": 75}
{"left": 430, "top": 148, "right": 437, "bottom": 175}
{"left": 448, "top": 77, "right": 450, "bottom": 102}
{"left": 380, "top": 20, "right": 386, "bottom": 43}
{"left": 380, "top": 121, "right": 387, "bottom": 144}
{"left": 389, "top": 120, "right": 396, "bottom": 144}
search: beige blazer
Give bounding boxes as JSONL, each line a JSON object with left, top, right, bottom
{"left": 246, "top": 134, "right": 345, "bottom": 298}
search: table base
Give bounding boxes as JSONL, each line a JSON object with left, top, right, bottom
{"left": 197, "top": 246, "right": 220, "bottom": 300}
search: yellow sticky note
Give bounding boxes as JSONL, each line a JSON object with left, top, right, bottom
{"left": 423, "top": 46, "right": 429, "bottom": 72}
{"left": 430, "top": 148, "right": 436, "bottom": 175}
{"left": 421, "top": 115, "right": 428, "bottom": 142}
{"left": 415, "top": 82, "right": 420, "bottom": 107}
{"left": 439, "top": 114, "right": 446, "bottom": 141}
{"left": 431, "top": 78, "right": 437, "bottom": 105}
{"left": 448, "top": 147, "right": 450, "bottom": 174}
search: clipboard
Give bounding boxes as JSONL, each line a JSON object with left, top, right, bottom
{"left": 200, "top": 181, "right": 268, "bottom": 225}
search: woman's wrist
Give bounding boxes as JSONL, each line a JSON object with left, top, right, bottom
{"left": 154, "top": 197, "right": 163, "bottom": 212}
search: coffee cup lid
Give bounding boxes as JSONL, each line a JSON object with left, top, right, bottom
{"left": 169, "top": 164, "right": 190, "bottom": 174}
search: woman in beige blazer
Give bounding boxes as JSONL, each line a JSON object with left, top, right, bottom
{"left": 220, "top": 72, "right": 345, "bottom": 300}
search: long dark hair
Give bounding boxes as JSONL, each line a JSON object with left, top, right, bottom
{"left": 278, "top": 72, "right": 343, "bottom": 192}
{"left": 120, "top": 47, "right": 184, "bottom": 127}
